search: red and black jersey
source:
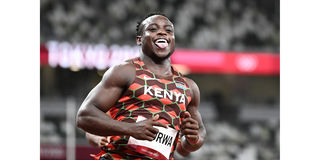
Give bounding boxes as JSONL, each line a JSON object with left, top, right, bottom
{"left": 96, "top": 57, "right": 192, "bottom": 160}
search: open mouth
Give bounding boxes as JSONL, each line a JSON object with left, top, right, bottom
{"left": 154, "top": 39, "right": 168, "bottom": 49}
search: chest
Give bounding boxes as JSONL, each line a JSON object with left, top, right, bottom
{"left": 128, "top": 73, "right": 192, "bottom": 108}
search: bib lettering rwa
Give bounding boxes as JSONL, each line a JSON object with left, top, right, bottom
{"left": 128, "top": 116, "right": 178, "bottom": 160}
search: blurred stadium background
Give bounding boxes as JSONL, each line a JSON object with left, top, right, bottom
{"left": 40, "top": 0, "right": 279, "bottom": 160}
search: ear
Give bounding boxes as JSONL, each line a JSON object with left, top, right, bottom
{"left": 136, "top": 36, "right": 142, "bottom": 46}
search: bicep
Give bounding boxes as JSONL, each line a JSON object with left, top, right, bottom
{"left": 84, "top": 81, "right": 124, "bottom": 112}
{"left": 81, "top": 64, "right": 135, "bottom": 113}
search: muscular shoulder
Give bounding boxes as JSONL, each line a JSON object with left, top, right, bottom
{"left": 100, "top": 62, "right": 136, "bottom": 88}
{"left": 184, "top": 77, "right": 200, "bottom": 105}
{"left": 185, "top": 77, "right": 200, "bottom": 95}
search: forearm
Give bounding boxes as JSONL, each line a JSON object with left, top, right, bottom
{"left": 176, "top": 140, "right": 190, "bottom": 157}
{"left": 76, "top": 105, "right": 132, "bottom": 137}
{"left": 181, "top": 127, "right": 206, "bottom": 152}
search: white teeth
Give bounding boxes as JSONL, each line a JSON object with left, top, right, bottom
{"left": 156, "top": 39, "right": 167, "bottom": 43}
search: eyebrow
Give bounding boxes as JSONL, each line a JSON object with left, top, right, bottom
{"left": 148, "top": 23, "right": 173, "bottom": 28}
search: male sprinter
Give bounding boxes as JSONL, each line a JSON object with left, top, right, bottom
{"left": 77, "top": 13, "right": 206, "bottom": 160}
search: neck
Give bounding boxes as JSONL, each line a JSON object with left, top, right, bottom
{"left": 140, "top": 54, "right": 173, "bottom": 76}
{"left": 140, "top": 54, "right": 171, "bottom": 66}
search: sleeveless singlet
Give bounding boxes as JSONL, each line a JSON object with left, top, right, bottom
{"left": 95, "top": 57, "right": 192, "bottom": 160}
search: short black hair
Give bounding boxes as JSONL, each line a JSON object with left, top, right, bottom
{"left": 136, "top": 12, "right": 169, "bottom": 36}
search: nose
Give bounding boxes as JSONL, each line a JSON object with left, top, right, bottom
{"left": 157, "top": 28, "right": 167, "bottom": 36}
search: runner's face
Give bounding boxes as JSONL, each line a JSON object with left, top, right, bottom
{"left": 139, "top": 15, "right": 175, "bottom": 59}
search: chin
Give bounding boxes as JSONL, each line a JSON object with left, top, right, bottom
{"left": 156, "top": 51, "right": 170, "bottom": 58}
{"left": 156, "top": 52, "right": 175, "bottom": 60}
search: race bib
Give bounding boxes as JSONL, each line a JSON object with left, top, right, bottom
{"left": 128, "top": 116, "right": 178, "bottom": 160}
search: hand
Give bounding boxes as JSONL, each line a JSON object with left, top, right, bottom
{"left": 97, "top": 136, "right": 108, "bottom": 148}
{"left": 129, "top": 114, "right": 168, "bottom": 141}
{"left": 181, "top": 111, "right": 200, "bottom": 144}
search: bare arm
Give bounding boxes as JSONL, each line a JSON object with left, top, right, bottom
{"left": 177, "top": 78, "right": 206, "bottom": 153}
{"left": 76, "top": 62, "right": 167, "bottom": 140}
{"left": 76, "top": 63, "right": 135, "bottom": 137}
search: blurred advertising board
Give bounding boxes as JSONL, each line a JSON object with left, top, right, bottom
{"left": 40, "top": 42, "right": 279, "bottom": 75}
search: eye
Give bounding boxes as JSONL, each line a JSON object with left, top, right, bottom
{"left": 166, "top": 29, "right": 173, "bottom": 33}
{"left": 149, "top": 28, "right": 157, "bottom": 32}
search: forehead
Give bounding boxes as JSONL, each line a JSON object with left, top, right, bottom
{"left": 142, "top": 15, "right": 174, "bottom": 28}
